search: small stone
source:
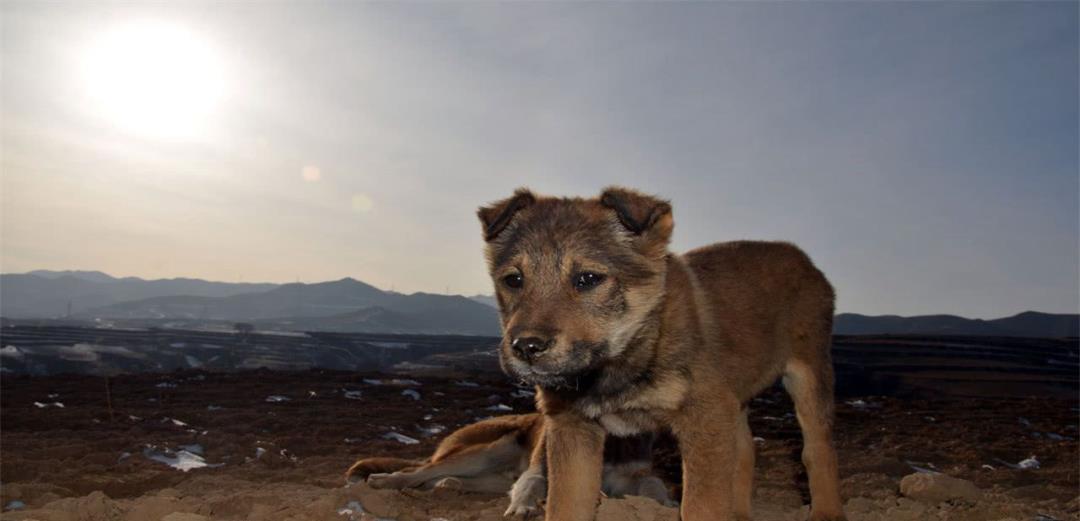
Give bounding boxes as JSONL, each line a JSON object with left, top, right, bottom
{"left": 899, "top": 472, "right": 982, "bottom": 503}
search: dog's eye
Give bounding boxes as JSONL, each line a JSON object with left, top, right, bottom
{"left": 503, "top": 273, "right": 524, "bottom": 289}
{"left": 573, "top": 272, "right": 605, "bottom": 290}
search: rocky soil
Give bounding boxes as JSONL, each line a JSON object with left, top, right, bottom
{"left": 1, "top": 370, "right": 1076, "bottom": 520}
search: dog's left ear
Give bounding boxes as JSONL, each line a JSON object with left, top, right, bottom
{"left": 600, "top": 187, "right": 673, "bottom": 252}
{"left": 478, "top": 188, "right": 536, "bottom": 242}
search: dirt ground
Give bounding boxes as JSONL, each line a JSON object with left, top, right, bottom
{"left": 1, "top": 370, "right": 1077, "bottom": 520}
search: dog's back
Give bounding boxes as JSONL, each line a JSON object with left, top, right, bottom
{"left": 679, "top": 240, "right": 835, "bottom": 400}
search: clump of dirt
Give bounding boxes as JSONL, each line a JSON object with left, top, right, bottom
{"left": 1, "top": 370, "right": 1077, "bottom": 520}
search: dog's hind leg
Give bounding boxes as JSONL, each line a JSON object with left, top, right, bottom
{"left": 368, "top": 433, "right": 523, "bottom": 490}
{"left": 783, "top": 358, "right": 845, "bottom": 521}
{"left": 345, "top": 457, "right": 422, "bottom": 484}
{"left": 432, "top": 473, "right": 518, "bottom": 493}
{"left": 732, "top": 407, "right": 755, "bottom": 520}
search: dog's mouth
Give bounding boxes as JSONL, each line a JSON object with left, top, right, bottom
{"left": 503, "top": 359, "right": 591, "bottom": 391}
{"left": 499, "top": 340, "right": 607, "bottom": 390}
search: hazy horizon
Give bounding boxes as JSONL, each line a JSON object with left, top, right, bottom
{"left": 3, "top": 1, "right": 1077, "bottom": 318}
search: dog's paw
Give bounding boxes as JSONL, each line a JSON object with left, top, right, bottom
{"left": 503, "top": 502, "right": 539, "bottom": 518}
{"left": 344, "top": 469, "right": 364, "bottom": 486}
{"left": 433, "top": 477, "right": 463, "bottom": 490}
{"left": 367, "top": 472, "right": 407, "bottom": 490}
{"left": 506, "top": 468, "right": 546, "bottom": 518}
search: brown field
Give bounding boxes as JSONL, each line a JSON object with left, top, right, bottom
{"left": 1, "top": 369, "right": 1077, "bottom": 521}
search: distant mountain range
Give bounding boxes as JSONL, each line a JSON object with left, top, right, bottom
{"left": 1, "top": 271, "right": 499, "bottom": 336}
{"left": 468, "top": 294, "right": 498, "bottom": 308}
{"left": 1, "top": 270, "right": 1074, "bottom": 337}
{"left": 1, "top": 271, "right": 278, "bottom": 319}
{"left": 833, "top": 311, "right": 1078, "bottom": 337}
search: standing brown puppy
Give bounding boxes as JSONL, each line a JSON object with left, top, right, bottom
{"left": 478, "top": 187, "right": 845, "bottom": 521}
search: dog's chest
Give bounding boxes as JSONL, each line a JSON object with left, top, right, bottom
{"left": 574, "top": 371, "right": 689, "bottom": 436}
{"left": 575, "top": 393, "right": 668, "bottom": 437}
{"left": 596, "top": 410, "right": 657, "bottom": 437}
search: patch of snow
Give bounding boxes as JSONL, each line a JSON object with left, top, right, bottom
{"left": 34, "top": 401, "right": 64, "bottom": 408}
{"left": 60, "top": 343, "right": 142, "bottom": 361}
{"left": 255, "top": 447, "right": 267, "bottom": 459}
{"left": 419, "top": 424, "right": 446, "bottom": 436}
{"left": 265, "top": 395, "right": 290, "bottom": 403}
{"left": 510, "top": 389, "right": 535, "bottom": 398}
{"left": 343, "top": 390, "right": 363, "bottom": 400}
{"left": 382, "top": 432, "right": 420, "bottom": 445}
{"left": 487, "top": 404, "right": 512, "bottom": 412}
{"left": 207, "top": 405, "right": 223, "bottom": 411}
{"left": 337, "top": 500, "right": 367, "bottom": 519}
{"left": 156, "top": 382, "right": 178, "bottom": 389}
{"left": 369, "top": 341, "right": 409, "bottom": 349}
{"left": 752, "top": 437, "right": 765, "bottom": 444}
{"left": 455, "top": 380, "right": 480, "bottom": 388}
{"left": 170, "top": 342, "right": 187, "bottom": 348}
{"left": 845, "top": 399, "right": 880, "bottom": 410}
{"left": 905, "top": 460, "right": 939, "bottom": 474}
{"left": 4, "top": 500, "right": 25, "bottom": 511}
{"left": 185, "top": 355, "right": 202, "bottom": 368}
{"left": 118, "top": 451, "right": 131, "bottom": 463}
{"left": 402, "top": 389, "right": 421, "bottom": 400}
{"left": 143, "top": 446, "right": 222, "bottom": 472}
{"left": 1, "top": 345, "right": 23, "bottom": 359}
{"left": 363, "top": 379, "right": 384, "bottom": 385}
{"left": 1018, "top": 455, "right": 1040, "bottom": 469}
{"left": 180, "top": 444, "right": 204, "bottom": 455}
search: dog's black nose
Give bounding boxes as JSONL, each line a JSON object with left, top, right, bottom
{"left": 512, "top": 336, "right": 552, "bottom": 361}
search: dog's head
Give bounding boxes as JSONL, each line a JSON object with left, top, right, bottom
{"left": 477, "top": 187, "right": 673, "bottom": 389}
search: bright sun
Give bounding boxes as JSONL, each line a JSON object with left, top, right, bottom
{"left": 81, "top": 21, "right": 225, "bottom": 140}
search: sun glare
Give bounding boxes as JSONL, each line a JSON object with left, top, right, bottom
{"left": 81, "top": 21, "right": 225, "bottom": 140}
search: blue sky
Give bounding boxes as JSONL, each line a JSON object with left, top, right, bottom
{"left": 2, "top": 1, "right": 1077, "bottom": 317}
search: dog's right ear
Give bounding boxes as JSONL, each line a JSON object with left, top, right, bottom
{"left": 477, "top": 188, "right": 535, "bottom": 242}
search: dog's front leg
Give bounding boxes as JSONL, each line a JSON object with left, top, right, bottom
{"left": 507, "top": 429, "right": 547, "bottom": 517}
{"left": 673, "top": 398, "right": 740, "bottom": 521}
{"left": 545, "top": 412, "right": 605, "bottom": 521}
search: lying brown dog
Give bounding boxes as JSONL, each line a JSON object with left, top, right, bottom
{"left": 344, "top": 412, "right": 673, "bottom": 516}
{"left": 477, "top": 187, "right": 845, "bottom": 521}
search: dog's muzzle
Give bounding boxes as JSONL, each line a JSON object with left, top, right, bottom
{"left": 511, "top": 336, "right": 552, "bottom": 363}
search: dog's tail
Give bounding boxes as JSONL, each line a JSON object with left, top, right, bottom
{"left": 345, "top": 457, "right": 424, "bottom": 484}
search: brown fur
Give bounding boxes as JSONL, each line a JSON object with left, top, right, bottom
{"left": 346, "top": 413, "right": 543, "bottom": 492}
{"left": 344, "top": 412, "right": 674, "bottom": 515}
{"left": 478, "top": 187, "right": 845, "bottom": 521}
